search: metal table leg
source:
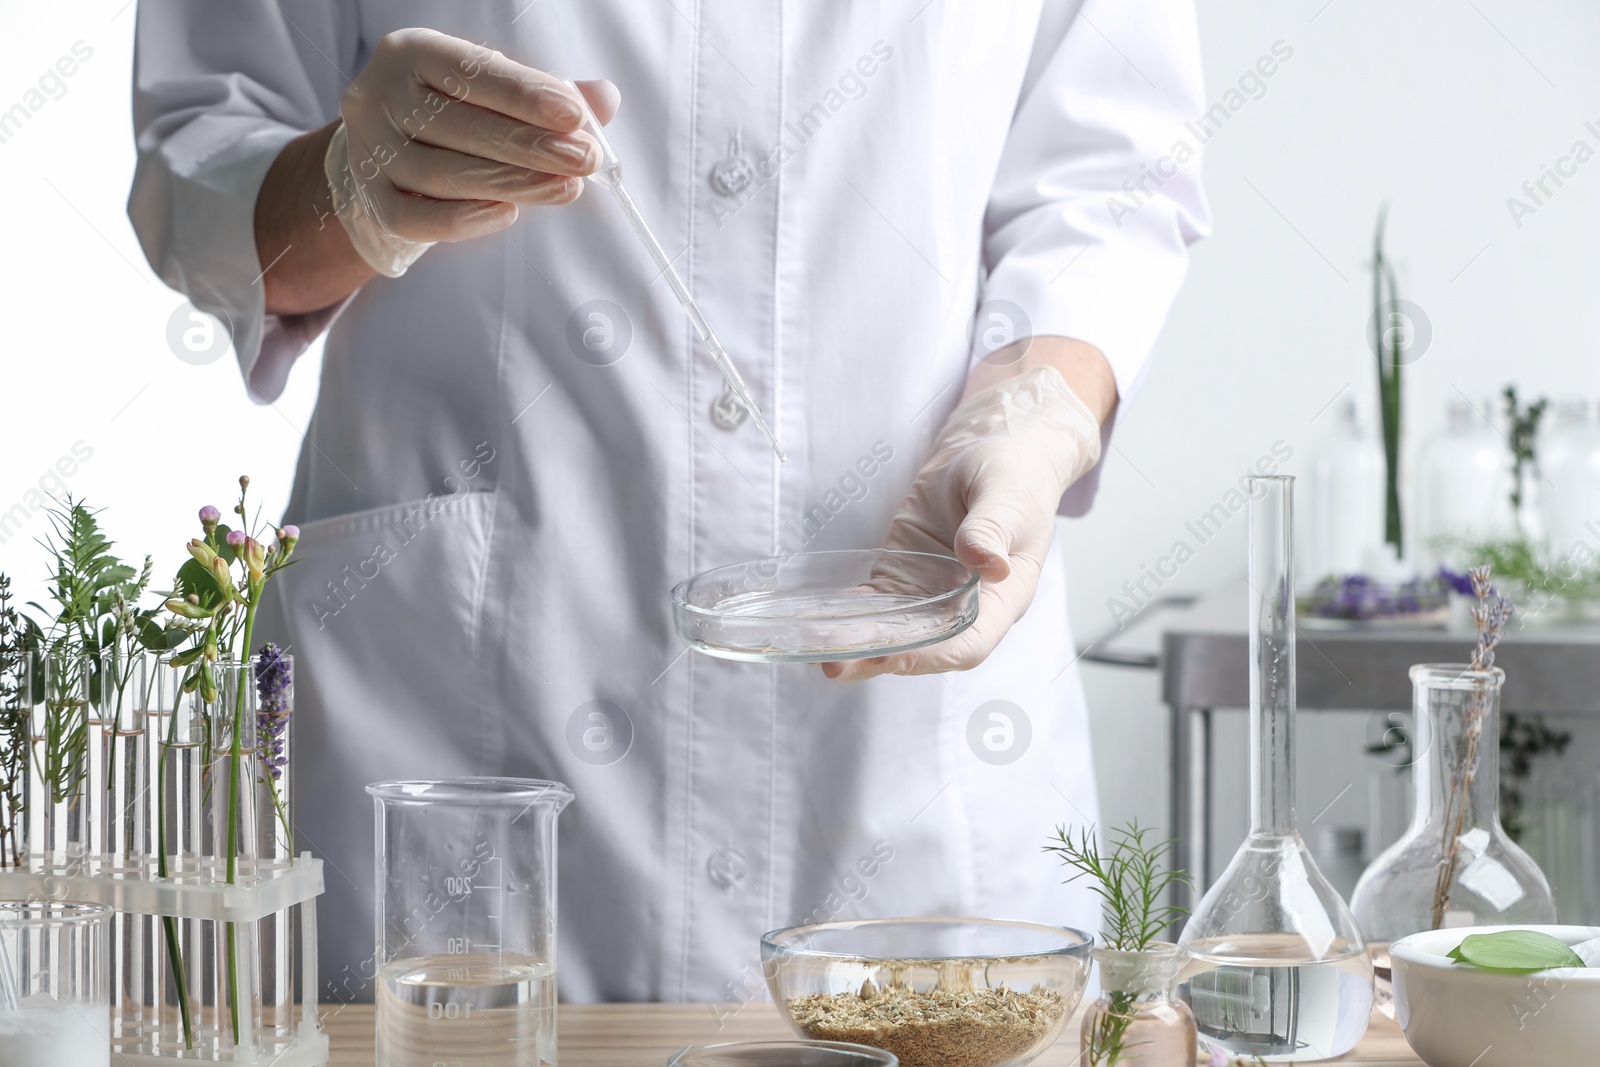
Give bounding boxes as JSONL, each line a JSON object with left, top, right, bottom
{"left": 1170, "top": 703, "right": 1211, "bottom": 912}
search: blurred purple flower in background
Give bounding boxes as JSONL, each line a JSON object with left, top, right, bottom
{"left": 1437, "top": 565, "right": 1475, "bottom": 597}
{"left": 1302, "top": 572, "right": 1452, "bottom": 621}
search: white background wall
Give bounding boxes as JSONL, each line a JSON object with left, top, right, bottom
{"left": 3, "top": 2, "right": 1597, "bottom": 847}
{"left": 1, "top": 2, "right": 320, "bottom": 607}
{"left": 1069, "top": 0, "right": 1600, "bottom": 839}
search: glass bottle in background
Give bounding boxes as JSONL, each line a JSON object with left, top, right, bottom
{"left": 1538, "top": 399, "right": 1600, "bottom": 564}
{"left": 1307, "top": 397, "right": 1386, "bottom": 582}
{"left": 1178, "top": 476, "right": 1373, "bottom": 1062}
{"left": 1412, "top": 398, "right": 1514, "bottom": 570}
{"left": 1082, "top": 944, "right": 1196, "bottom": 1067}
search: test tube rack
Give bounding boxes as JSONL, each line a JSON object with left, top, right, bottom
{"left": 0, "top": 855, "right": 329, "bottom": 1066}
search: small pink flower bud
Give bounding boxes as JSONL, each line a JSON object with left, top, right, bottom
{"left": 244, "top": 537, "right": 267, "bottom": 581}
{"left": 199, "top": 505, "right": 221, "bottom": 525}
{"left": 226, "top": 530, "right": 247, "bottom": 547}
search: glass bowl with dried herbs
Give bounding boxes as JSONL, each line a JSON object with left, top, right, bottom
{"left": 760, "top": 918, "right": 1092, "bottom": 1067}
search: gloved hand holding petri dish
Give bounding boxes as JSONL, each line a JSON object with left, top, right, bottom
{"left": 671, "top": 367, "right": 1102, "bottom": 668}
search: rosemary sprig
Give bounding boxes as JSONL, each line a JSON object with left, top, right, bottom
{"left": 1044, "top": 821, "right": 1191, "bottom": 951}
{"left": 1045, "top": 822, "right": 1192, "bottom": 1067}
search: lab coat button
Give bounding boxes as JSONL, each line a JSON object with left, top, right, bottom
{"left": 710, "top": 132, "right": 754, "bottom": 196}
{"left": 711, "top": 156, "right": 753, "bottom": 197}
{"left": 710, "top": 388, "right": 748, "bottom": 430}
{"left": 707, "top": 848, "right": 748, "bottom": 891}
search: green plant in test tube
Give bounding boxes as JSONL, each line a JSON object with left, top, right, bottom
{"left": 162, "top": 477, "right": 299, "bottom": 1046}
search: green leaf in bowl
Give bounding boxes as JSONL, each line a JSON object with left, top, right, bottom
{"left": 1446, "top": 930, "right": 1586, "bottom": 973}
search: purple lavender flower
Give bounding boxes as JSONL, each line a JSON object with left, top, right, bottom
{"left": 254, "top": 643, "right": 292, "bottom": 781}
{"left": 1305, "top": 572, "right": 1448, "bottom": 621}
{"left": 1437, "top": 565, "right": 1475, "bottom": 597}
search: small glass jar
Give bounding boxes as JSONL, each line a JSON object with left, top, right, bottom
{"left": 1082, "top": 944, "right": 1195, "bottom": 1067}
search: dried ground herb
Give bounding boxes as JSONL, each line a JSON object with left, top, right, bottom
{"left": 787, "top": 981, "right": 1064, "bottom": 1067}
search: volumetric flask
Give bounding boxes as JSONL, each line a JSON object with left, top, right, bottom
{"left": 1177, "top": 477, "right": 1373, "bottom": 1062}
{"left": 369, "top": 778, "right": 573, "bottom": 1067}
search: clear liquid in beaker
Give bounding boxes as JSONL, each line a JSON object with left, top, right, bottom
{"left": 1179, "top": 936, "right": 1374, "bottom": 1062}
{"left": 377, "top": 953, "right": 556, "bottom": 1067}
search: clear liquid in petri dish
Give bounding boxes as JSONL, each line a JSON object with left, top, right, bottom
{"left": 718, "top": 591, "right": 936, "bottom": 655}
{"left": 377, "top": 953, "right": 556, "bottom": 1067}
{"left": 718, "top": 590, "right": 926, "bottom": 619}
{"left": 1179, "top": 936, "right": 1373, "bottom": 1062}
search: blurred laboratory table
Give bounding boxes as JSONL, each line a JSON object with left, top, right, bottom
{"left": 1102, "top": 582, "right": 1600, "bottom": 898}
{"left": 320, "top": 1002, "right": 1422, "bottom": 1064}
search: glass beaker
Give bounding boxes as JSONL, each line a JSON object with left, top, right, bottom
{"left": 1178, "top": 476, "right": 1374, "bottom": 1062}
{"left": 369, "top": 777, "right": 573, "bottom": 1067}
{"left": 0, "top": 899, "right": 112, "bottom": 1067}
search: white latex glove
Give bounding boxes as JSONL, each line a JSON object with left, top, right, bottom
{"left": 823, "top": 366, "right": 1102, "bottom": 680}
{"left": 326, "top": 28, "right": 618, "bottom": 276}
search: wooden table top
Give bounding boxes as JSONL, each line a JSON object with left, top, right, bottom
{"left": 320, "top": 1001, "right": 1422, "bottom": 1065}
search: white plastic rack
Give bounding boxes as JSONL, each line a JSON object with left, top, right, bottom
{"left": 0, "top": 855, "right": 328, "bottom": 1066}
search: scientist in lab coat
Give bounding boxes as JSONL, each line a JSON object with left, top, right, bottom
{"left": 130, "top": 2, "right": 1208, "bottom": 1002}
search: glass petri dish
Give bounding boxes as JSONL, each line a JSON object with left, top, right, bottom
{"left": 669, "top": 1041, "right": 898, "bottom": 1067}
{"left": 671, "top": 549, "right": 979, "bottom": 663}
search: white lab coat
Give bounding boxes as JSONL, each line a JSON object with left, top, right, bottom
{"left": 130, "top": 0, "right": 1208, "bottom": 1003}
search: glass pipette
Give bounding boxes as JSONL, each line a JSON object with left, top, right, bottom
{"left": 568, "top": 86, "right": 787, "bottom": 462}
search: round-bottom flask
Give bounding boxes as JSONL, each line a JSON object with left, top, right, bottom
{"left": 1350, "top": 664, "right": 1555, "bottom": 1016}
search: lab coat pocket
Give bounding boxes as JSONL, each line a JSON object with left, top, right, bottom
{"left": 267, "top": 489, "right": 499, "bottom": 782}
{"left": 260, "top": 488, "right": 498, "bottom": 994}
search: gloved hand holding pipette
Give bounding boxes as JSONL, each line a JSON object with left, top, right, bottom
{"left": 328, "top": 30, "right": 617, "bottom": 275}
{"left": 252, "top": 30, "right": 616, "bottom": 312}
{"left": 254, "top": 28, "right": 785, "bottom": 458}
